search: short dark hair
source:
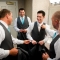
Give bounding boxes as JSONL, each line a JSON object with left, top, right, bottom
{"left": 19, "top": 8, "right": 25, "bottom": 12}
{"left": 0, "top": 9, "right": 11, "bottom": 18}
{"left": 37, "top": 10, "right": 45, "bottom": 17}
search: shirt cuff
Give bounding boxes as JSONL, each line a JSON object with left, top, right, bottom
{"left": 43, "top": 39, "right": 47, "bottom": 43}
{"left": 47, "top": 57, "right": 51, "bottom": 60}
{"left": 17, "top": 40, "right": 24, "bottom": 44}
{"left": 4, "top": 50, "right": 9, "bottom": 58}
{"left": 20, "top": 40, "right": 24, "bottom": 44}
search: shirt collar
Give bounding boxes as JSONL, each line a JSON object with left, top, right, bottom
{"left": 20, "top": 16, "right": 25, "bottom": 19}
{"left": 37, "top": 21, "right": 44, "bottom": 27}
{"left": 0, "top": 20, "right": 8, "bottom": 29}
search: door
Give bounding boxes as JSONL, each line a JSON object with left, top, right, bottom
{"left": 0, "top": 1, "right": 18, "bottom": 37}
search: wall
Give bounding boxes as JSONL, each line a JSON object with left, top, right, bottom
{"left": 24, "top": 0, "right": 32, "bottom": 21}
{"left": 32, "top": 0, "right": 50, "bottom": 23}
{"left": 18, "top": 0, "right": 25, "bottom": 9}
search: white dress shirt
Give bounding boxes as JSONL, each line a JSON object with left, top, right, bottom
{"left": 45, "top": 27, "right": 56, "bottom": 38}
{"left": 0, "top": 20, "right": 24, "bottom": 59}
{"left": 14, "top": 16, "right": 31, "bottom": 32}
{"left": 47, "top": 31, "right": 60, "bottom": 60}
{"left": 26, "top": 21, "right": 51, "bottom": 43}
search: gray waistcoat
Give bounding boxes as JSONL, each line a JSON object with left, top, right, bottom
{"left": 17, "top": 16, "right": 29, "bottom": 29}
{"left": 0, "top": 22, "right": 15, "bottom": 60}
{"left": 31, "top": 22, "right": 46, "bottom": 42}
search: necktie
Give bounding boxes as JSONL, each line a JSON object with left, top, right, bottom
{"left": 21, "top": 17, "right": 24, "bottom": 24}
{"left": 8, "top": 27, "right": 10, "bottom": 32}
{"left": 52, "top": 32, "right": 56, "bottom": 39}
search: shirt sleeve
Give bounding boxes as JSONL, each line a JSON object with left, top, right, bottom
{"left": 14, "top": 18, "right": 20, "bottom": 32}
{"left": 24, "top": 17, "right": 32, "bottom": 31}
{"left": 11, "top": 35, "right": 24, "bottom": 44}
{"left": 0, "top": 25, "right": 9, "bottom": 59}
{"left": 0, "top": 49, "right": 9, "bottom": 59}
{"left": 27, "top": 17, "right": 31, "bottom": 26}
{"left": 43, "top": 24, "right": 52, "bottom": 43}
{"left": 45, "top": 24, "right": 56, "bottom": 38}
{"left": 26, "top": 22, "right": 34, "bottom": 41}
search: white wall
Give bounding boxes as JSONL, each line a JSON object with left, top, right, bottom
{"left": 18, "top": 0, "right": 25, "bottom": 9}
{"left": 25, "top": 0, "right": 32, "bottom": 21}
{"left": 32, "top": 0, "right": 50, "bottom": 23}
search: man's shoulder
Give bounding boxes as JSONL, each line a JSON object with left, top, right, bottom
{"left": 0, "top": 25, "right": 5, "bottom": 33}
{"left": 26, "top": 16, "right": 30, "bottom": 19}
{"left": 45, "top": 23, "right": 50, "bottom": 27}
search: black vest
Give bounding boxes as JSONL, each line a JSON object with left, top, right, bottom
{"left": 49, "top": 35, "right": 60, "bottom": 59}
{"left": 0, "top": 22, "right": 14, "bottom": 60}
{"left": 31, "top": 22, "right": 46, "bottom": 42}
{"left": 17, "top": 16, "right": 29, "bottom": 29}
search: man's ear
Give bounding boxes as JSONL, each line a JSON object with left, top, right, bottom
{"left": 6, "top": 14, "right": 9, "bottom": 19}
{"left": 43, "top": 16, "right": 45, "bottom": 18}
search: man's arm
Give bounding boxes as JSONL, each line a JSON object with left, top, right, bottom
{"left": 0, "top": 26, "right": 19, "bottom": 59}
{"left": 0, "top": 25, "right": 9, "bottom": 59}
{"left": 27, "top": 17, "right": 31, "bottom": 26}
{"left": 26, "top": 22, "right": 37, "bottom": 44}
{"left": 11, "top": 35, "right": 30, "bottom": 45}
{"left": 42, "top": 24, "right": 56, "bottom": 38}
{"left": 14, "top": 18, "right": 20, "bottom": 32}
{"left": 11, "top": 35, "right": 24, "bottom": 44}
{"left": 26, "top": 22, "right": 34, "bottom": 41}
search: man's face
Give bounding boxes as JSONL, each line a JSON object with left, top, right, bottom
{"left": 7, "top": 12, "right": 13, "bottom": 25}
{"left": 37, "top": 13, "right": 45, "bottom": 23}
{"left": 19, "top": 10, "right": 25, "bottom": 17}
{"left": 51, "top": 16, "right": 59, "bottom": 29}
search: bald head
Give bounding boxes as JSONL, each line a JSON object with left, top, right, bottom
{"left": 52, "top": 11, "right": 60, "bottom": 21}
{"left": 52, "top": 11, "right": 60, "bottom": 30}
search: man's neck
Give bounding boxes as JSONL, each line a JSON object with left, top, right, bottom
{"left": 0, "top": 18, "right": 8, "bottom": 25}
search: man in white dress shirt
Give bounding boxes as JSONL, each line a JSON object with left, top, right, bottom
{"left": 42, "top": 11, "right": 60, "bottom": 60}
{"left": 0, "top": 9, "right": 30, "bottom": 60}
{"left": 26, "top": 10, "right": 50, "bottom": 60}
{"left": 14, "top": 8, "right": 31, "bottom": 52}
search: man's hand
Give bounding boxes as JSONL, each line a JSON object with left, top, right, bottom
{"left": 20, "top": 29, "right": 27, "bottom": 33}
{"left": 23, "top": 29, "right": 27, "bottom": 33}
{"left": 42, "top": 53, "right": 49, "bottom": 60}
{"left": 20, "top": 29, "right": 24, "bottom": 32}
{"left": 9, "top": 48, "right": 18, "bottom": 56}
{"left": 24, "top": 40, "right": 30, "bottom": 44}
{"left": 31, "top": 40, "right": 37, "bottom": 45}
{"left": 41, "top": 25, "right": 46, "bottom": 29}
{"left": 38, "top": 40, "right": 44, "bottom": 45}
